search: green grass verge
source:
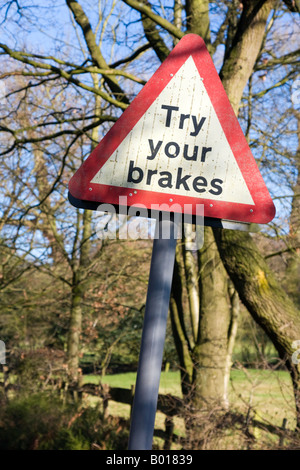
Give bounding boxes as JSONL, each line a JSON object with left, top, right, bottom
{"left": 83, "top": 370, "right": 182, "bottom": 396}
{"left": 83, "top": 368, "right": 296, "bottom": 430}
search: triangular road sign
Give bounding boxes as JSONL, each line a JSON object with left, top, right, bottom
{"left": 69, "top": 34, "right": 275, "bottom": 224}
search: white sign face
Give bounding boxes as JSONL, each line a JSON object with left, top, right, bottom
{"left": 91, "top": 56, "right": 254, "bottom": 205}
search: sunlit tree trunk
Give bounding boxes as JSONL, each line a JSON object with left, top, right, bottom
{"left": 214, "top": 0, "right": 300, "bottom": 428}
{"left": 67, "top": 209, "right": 92, "bottom": 383}
{"left": 214, "top": 227, "right": 300, "bottom": 427}
{"left": 285, "top": 113, "right": 300, "bottom": 306}
{"left": 66, "top": 83, "right": 101, "bottom": 383}
{"left": 170, "top": 0, "right": 234, "bottom": 426}
{"left": 135, "top": 0, "right": 300, "bottom": 437}
{"left": 193, "top": 227, "right": 231, "bottom": 411}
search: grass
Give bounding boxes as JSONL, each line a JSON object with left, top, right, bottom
{"left": 1, "top": 367, "right": 296, "bottom": 449}
{"left": 83, "top": 371, "right": 184, "bottom": 448}
{"left": 83, "top": 370, "right": 182, "bottom": 395}
{"left": 229, "top": 368, "right": 295, "bottom": 429}
{"left": 83, "top": 368, "right": 297, "bottom": 449}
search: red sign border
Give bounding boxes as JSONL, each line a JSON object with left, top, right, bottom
{"left": 68, "top": 34, "right": 275, "bottom": 224}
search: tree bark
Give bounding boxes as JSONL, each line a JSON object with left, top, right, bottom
{"left": 67, "top": 270, "right": 83, "bottom": 383}
{"left": 185, "top": 0, "right": 211, "bottom": 46}
{"left": 193, "top": 227, "right": 231, "bottom": 411}
{"left": 180, "top": 1, "right": 233, "bottom": 421}
{"left": 169, "top": 2, "right": 238, "bottom": 437}
{"left": 214, "top": 227, "right": 300, "bottom": 426}
{"left": 67, "top": 209, "right": 92, "bottom": 383}
{"left": 66, "top": 0, "right": 129, "bottom": 104}
{"left": 215, "top": 0, "right": 300, "bottom": 428}
{"left": 289, "top": 114, "right": 300, "bottom": 246}
{"left": 183, "top": 226, "right": 199, "bottom": 343}
{"left": 220, "top": 0, "right": 274, "bottom": 115}
{"left": 140, "top": 0, "right": 170, "bottom": 62}
{"left": 66, "top": 84, "right": 97, "bottom": 383}
{"left": 170, "top": 243, "right": 194, "bottom": 398}
{"left": 285, "top": 113, "right": 300, "bottom": 306}
{"left": 224, "top": 283, "right": 240, "bottom": 408}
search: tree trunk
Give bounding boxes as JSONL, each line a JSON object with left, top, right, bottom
{"left": 289, "top": 114, "right": 300, "bottom": 251}
{"left": 215, "top": 0, "right": 300, "bottom": 428}
{"left": 285, "top": 113, "right": 300, "bottom": 306}
{"left": 66, "top": 78, "right": 101, "bottom": 384}
{"left": 170, "top": 243, "right": 194, "bottom": 398}
{"left": 170, "top": 226, "right": 233, "bottom": 446}
{"left": 67, "top": 271, "right": 83, "bottom": 383}
{"left": 214, "top": 227, "right": 300, "bottom": 427}
{"left": 67, "top": 209, "right": 92, "bottom": 383}
{"left": 169, "top": 2, "right": 237, "bottom": 443}
{"left": 183, "top": 225, "right": 199, "bottom": 343}
{"left": 224, "top": 283, "right": 240, "bottom": 408}
{"left": 220, "top": 0, "right": 274, "bottom": 115}
{"left": 177, "top": 0, "right": 234, "bottom": 429}
{"left": 140, "top": 0, "right": 170, "bottom": 62}
{"left": 66, "top": 0, "right": 129, "bottom": 104}
{"left": 193, "top": 227, "right": 231, "bottom": 411}
{"left": 185, "top": 0, "right": 211, "bottom": 47}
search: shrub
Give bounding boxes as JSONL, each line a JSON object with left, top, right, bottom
{"left": 0, "top": 393, "right": 128, "bottom": 450}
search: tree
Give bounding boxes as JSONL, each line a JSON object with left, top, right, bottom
{"left": 0, "top": 0, "right": 299, "bottom": 447}
{"left": 119, "top": 0, "right": 300, "bottom": 440}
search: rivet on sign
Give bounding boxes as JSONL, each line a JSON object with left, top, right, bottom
{"left": 210, "top": 204, "right": 213, "bottom": 207}
{"left": 89, "top": 188, "right": 92, "bottom": 191}
{"left": 129, "top": 193, "right": 132, "bottom": 196}
{"left": 134, "top": 191, "right": 137, "bottom": 194}
{"left": 250, "top": 209, "right": 253, "bottom": 212}
{"left": 169, "top": 198, "right": 173, "bottom": 202}
{"left": 170, "top": 74, "right": 173, "bottom": 77}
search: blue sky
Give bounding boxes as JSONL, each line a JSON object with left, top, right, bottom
{"left": 0, "top": 0, "right": 299, "bottom": 240}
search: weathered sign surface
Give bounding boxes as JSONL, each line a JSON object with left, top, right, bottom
{"left": 68, "top": 34, "right": 275, "bottom": 224}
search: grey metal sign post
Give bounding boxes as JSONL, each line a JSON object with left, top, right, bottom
{"left": 128, "top": 217, "right": 178, "bottom": 450}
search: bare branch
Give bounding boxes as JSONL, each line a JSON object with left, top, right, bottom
{"left": 65, "top": 0, "right": 130, "bottom": 104}
{"left": 0, "top": 43, "right": 129, "bottom": 109}
{"left": 282, "top": 0, "right": 300, "bottom": 13}
{"left": 255, "top": 48, "right": 300, "bottom": 70}
{"left": 110, "top": 42, "right": 152, "bottom": 68}
{"left": 122, "top": 0, "right": 184, "bottom": 40}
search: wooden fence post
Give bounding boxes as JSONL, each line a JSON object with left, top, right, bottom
{"left": 102, "top": 384, "right": 109, "bottom": 418}
{"left": 279, "top": 418, "right": 287, "bottom": 447}
{"left": 163, "top": 417, "right": 174, "bottom": 450}
{"left": 130, "top": 385, "right": 135, "bottom": 420}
